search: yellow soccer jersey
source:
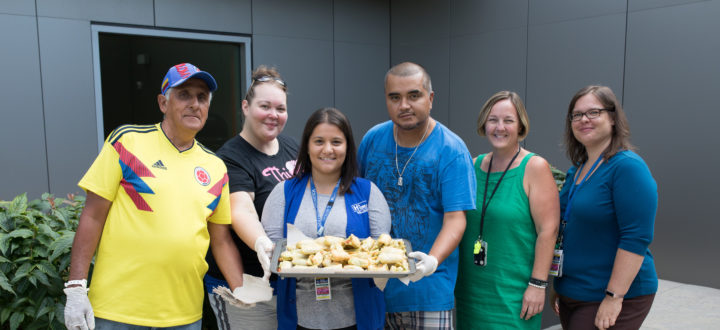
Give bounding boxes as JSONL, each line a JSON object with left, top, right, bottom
{"left": 78, "top": 123, "right": 231, "bottom": 327}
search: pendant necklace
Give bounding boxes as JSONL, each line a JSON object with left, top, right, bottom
{"left": 394, "top": 119, "right": 431, "bottom": 186}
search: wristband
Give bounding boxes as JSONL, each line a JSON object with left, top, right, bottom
{"left": 528, "top": 277, "right": 548, "bottom": 288}
{"left": 64, "top": 279, "right": 87, "bottom": 288}
{"left": 605, "top": 289, "right": 624, "bottom": 298}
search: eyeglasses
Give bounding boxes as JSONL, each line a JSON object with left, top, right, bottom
{"left": 252, "top": 76, "right": 287, "bottom": 87}
{"left": 569, "top": 108, "right": 613, "bottom": 122}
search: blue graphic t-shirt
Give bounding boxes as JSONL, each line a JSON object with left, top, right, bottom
{"left": 358, "top": 120, "right": 476, "bottom": 312}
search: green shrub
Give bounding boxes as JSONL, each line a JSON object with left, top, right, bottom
{"left": 0, "top": 193, "right": 85, "bottom": 330}
{"left": 550, "top": 165, "right": 567, "bottom": 191}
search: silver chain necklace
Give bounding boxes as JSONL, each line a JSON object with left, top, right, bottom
{"left": 394, "top": 119, "right": 431, "bottom": 186}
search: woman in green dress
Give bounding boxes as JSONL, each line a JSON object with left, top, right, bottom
{"left": 456, "top": 91, "right": 559, "bottom": 329}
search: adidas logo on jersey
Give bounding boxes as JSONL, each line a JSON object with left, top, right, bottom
{"left": 152, "top": 160, "right": 167, "bottom": 170}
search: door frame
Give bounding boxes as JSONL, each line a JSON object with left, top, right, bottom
{"left": 90, "top": 24, "right": 252, "bottom": 151}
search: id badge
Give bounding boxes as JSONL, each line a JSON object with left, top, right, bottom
{"left": 473, "top": 239, "right": 488, "bottom": 267}
{"left": 549, "top": 249, "right": 563, "bottom": 277}
{"left": 315, "top": 277, "right": 331, "bottom": 301}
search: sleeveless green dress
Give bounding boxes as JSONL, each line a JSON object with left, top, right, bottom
{"left": 456, "top": 153, "right": 541, "bottom": 329}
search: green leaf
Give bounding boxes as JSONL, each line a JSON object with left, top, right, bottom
{"left": 38, "top": 223, "right": 60, "bottom": 240}
{"left": 36, "top": 298, "right": 52, "bottom": 319}
{"left": 8, "top": 228, "right": 34, "bottom": 239}
{"left": 1, "top": 307, "right": 11, "bottom": 323}
{"left": 0, "top": 271, "right": 14, "bottom": 294}
{"left": 49, "top": 234, "right": 74, "bottom": 262}
{"left": 25, "top": 318, "right": 49, "bottom": 330}
{"left": 9, "top": 311, "right": 25, "bottom": 330}
{"left": 51, "top": 209, "right": 68, "bottom": 227}
{"left": 33, "top": 245, "right": 50, "bottom": 259}
{"left": 54, "top": 302, "right": 64, "bottom": 324}
{"left": 0, "top": 212, "right": 11, "bottom": 231}
{"left": 14, "top": 256, "right": 31, "bottom": 263}
{"left": 9, "top": 297, "right": 29, "bottom": 309}
{"left": 12, "top": 263, "right": 33, "bottom": 282}
{"left": 35, "top": 306, "right": 52, "bottom": 320}
{"left": 9, "top": 193, "right": 28, "bottom": 215}
{"left": 0, "top": 255, "right": 10, "bottom": 263}
{"left": 0, "top": 233, "right": 9, "bottom": 255}
{"left": 32, "top": 269, "right": 50, "bottom": 286}
{"left": 37, "top": 260, "right": 59, "bottom": 278}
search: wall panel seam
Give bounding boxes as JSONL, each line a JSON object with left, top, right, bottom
{"left": 35, "top": 0, "right": 51, "bottom": 192}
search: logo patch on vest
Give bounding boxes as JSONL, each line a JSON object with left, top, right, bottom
{"left": 194, "top": 167, "right": 211, "bottom": 186}
{"left": 351, "top": 200, "right": 368, "bottom": 214}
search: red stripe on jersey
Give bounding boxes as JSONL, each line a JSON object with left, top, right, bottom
{"left": 114, "top": 142, "right": 155, "bottom": 178}
{"left": 120, "top": 179, "right": 153, "bottom": 212}
{"left": 207, "top": 173, "right": 229, "bottom": 197}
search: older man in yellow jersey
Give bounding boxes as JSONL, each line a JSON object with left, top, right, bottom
{"left": 63, "top": 63, "right": 244, "bottom": 330}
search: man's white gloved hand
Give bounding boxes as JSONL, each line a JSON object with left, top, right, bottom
{"left": 254, "top": 236, "right": 274, "bottom": 281}
{"left": 404, "top": 251, "right": 438, "bottom": 283}
{"left": 212, "top": 286, "right": 257, "bottom": 309}
{"left": 64, "top": 286, "right": 95, "bottom": 330}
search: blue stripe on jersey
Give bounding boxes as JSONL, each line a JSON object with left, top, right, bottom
{"left": 119, "top": 160, "right": 155, "bottom": 194}
{"left": 207, "top": 195, "right": 221, "bottom": 212}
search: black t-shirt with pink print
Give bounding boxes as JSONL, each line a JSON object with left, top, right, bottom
{"left": 206, "top": 134, "right": 299, "bottom": 279}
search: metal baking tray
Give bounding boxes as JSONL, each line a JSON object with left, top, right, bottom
{"left": 270, "top": 238, "right": 416, "bottom": 278}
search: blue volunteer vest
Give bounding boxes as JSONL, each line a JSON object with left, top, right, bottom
{"left": 276, "top": 174, "right": 385, "bottom": 330}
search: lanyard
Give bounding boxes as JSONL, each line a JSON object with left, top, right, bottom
{"left": 557, "top": 156, "right": 603, "bottom": 248}
{"left": 478, "top": 147, "right": 521, "bottom": 240}
{"left": 310, "top": 178, "right": 341, "bottom": 237}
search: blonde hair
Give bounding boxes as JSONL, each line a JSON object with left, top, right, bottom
{"left": 477, "top": 91, "right": 529, "bottom": 140}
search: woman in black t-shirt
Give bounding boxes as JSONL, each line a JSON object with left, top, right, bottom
{"left": 205, "top": 66, "right": 298, "bottom": 330}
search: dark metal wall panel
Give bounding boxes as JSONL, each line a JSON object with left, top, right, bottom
{"left": 38, "top": 17, "right": 98, "bottom": 196}
{"left": 449, "top": 28, "right": 528, "bottom": 157}
{"left": 629, "top": 0, "right": 708, "bottom": 11}
{"left": 0, "top": 14, "right": 49, "bottom": 200}
{"left": 529, "top": 0, "right": 627, "bottom": 25}
{"left": 526, "top": 13, "right": 627, "bottom": 168}
{"left": 0, "top": 0, "right": 35, "bottom": 15}
{"left": 624, "top": 0, "right": 720, "bottom": 288}
{"left": 334, "top": 0, "right": 388, "bottom": 44}
{"left": 448, "top": 0, "right": 529, "bottom": 157}
{"left": 451, "top": 0, "right": 528, "bottom": 36}
{"left": 252, "top": 0, "right": 333, "bottom": 40}
{"left": 155, "top": 0, "right": 252, "bottom": 34}
{"left": 334, "top": 42, "right": 390, "bottom": 143}
{"left": 36, "top": 0, "right": 153, "bottom": 25}
{"left": 390, "top": 41, "right": 451, "bottom": 127}
{"left": 252, "top": 35, "right": 334, "bottom": 141}
{"left": 333, "top": 0, "right": 390, "bottom": 142}
{"left": 390, "top": 0, "right": 451, "bottom": 125}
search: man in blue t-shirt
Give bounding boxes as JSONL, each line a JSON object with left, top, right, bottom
{"left": 358, "top": 62, "right": 476, "bottom": 329}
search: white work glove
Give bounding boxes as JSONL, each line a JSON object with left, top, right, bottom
{"left": 213, "top": 285, "right": 257, "bottom": 309}
{"left": 254, "top": 236, "right": 274, "bottom": 281}
{"left": 404, "top": 251, "right": 438, "bottom": 283}
{"left": 64, "top": 286, "right": 95, "bottom": 330}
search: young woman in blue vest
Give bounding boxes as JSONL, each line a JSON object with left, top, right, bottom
{"left": 262, "top": 107, "right": 391, "bottom": 330}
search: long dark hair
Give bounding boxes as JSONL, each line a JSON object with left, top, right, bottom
{"left": 293, "top": 107, "right": 358, "bottom": 194}
{"left": 564, "top": 85, "right": 634, "bottom": 165}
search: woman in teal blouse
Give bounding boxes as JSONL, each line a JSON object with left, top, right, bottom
{"left": 552, "top": 85, "right": 658, "bottom": 330}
